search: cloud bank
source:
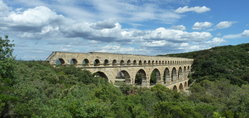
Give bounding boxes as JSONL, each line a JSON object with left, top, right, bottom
{"left": 175, "top": 6, "right": 210, "bottom": 13}
{"left": 0, "top": 0, "right": 227, "bottom": 60}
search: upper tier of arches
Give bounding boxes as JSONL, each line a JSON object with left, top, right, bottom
{"left": 55, "top": 57, "right": 193, "bottom": 67}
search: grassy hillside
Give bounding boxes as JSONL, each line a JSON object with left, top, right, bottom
{"left": 166, "top": 43, "right": 249, "bottom": 85}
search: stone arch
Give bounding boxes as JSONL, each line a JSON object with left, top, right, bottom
{"left": 93, "top": 71, "right": 108, "bottom": 81}
{"left": 187, "top": 66, "right": 190, "bottom": 70}
{"left": 155, "top": 61, "right": 158, "bottom": 65}
{"left": 178, "top": 67, "right": 183, "bottom": 80}
{"left": 135, "top": 69, "right": 146, "bottom": 85}
{"left": 173, "top": 85, "right": 177, "bottom": 91}
{"left": 179, "top": 83, "right": 184, "bottom": 91}
{"left": 171, "top": 67, "right": 177, "bottom": 82}
{"left": 139, "top": 60, "right": 142, "bottom": 65}
{"left": 150, "top": 68, "right": 161, "bottom": 85}
{"left": 94, "top": 59, "right": 100, "bottom": 66}
{"left": 144, "top": 60, "right": 147, "bottom": 65}
{"left": 133, "top": 60, "right": 137, "bottom": 65}
{"left": 184, "top": 81, "right": 188, "bottom": 87}
{"left": 104, "top": 59, "right": 109, "bottom": 66}
{"left": 159, "top": 61, "right": 161, "bottom": 65}
{"left": 115, "top": 70, "right": 131, "bottom": 85}
{"left": 183, "top": 66, "right": 187, "bottom": 79}
{"left": 56, "top": 58, "right": 65, "bottom": 65}
{"left": 127, "top": 60, "right": 131, "bottom": 65}
{"left": 120, "top": 60, "right": 125, "bottom": 65}
{"left": 70, "top": 58, "right": 77, "bottom": 65}
{"left": 112, "top": 59, "right": 117, "bottom": 66}
{"left": 163, "top": 68, "right": 170, "bottom": 84}
{"left": 152, "top": 60, "right": 154, "bottom": 65}
{"left": 148, "top": 60, "right": 151, "bottom": 65}
{"left": 162, "top": 61, "right": 164, "bottom": 64}
{"left": 82, "top": 59, "right": 89, "bottom": 66}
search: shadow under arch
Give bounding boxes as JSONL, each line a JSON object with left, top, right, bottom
{"left": 171, "top": 67, "right": 177, "bottom": 82}
{"left": 135, "top": 69, "right": 146, "bottom": 85}
{"left": 179, "top": 83, "right": 184, "bottom": 91}
{"left": 56, "top": 58, "right": 65, "bottom": 65}
{"left": 150, "top": 68, "right": 161, "bottom": 85}
{"left": 94, "top": 59, "right": 100, "bottom": 66}
{"left": 173, "top": 85, "right": 177, "bottom": 91}
{"left": 178, "top": 67, "right": 183, "bottom": 80}
{"left": 93, "top": 71, "right": 108, "bottom": 81}
{"left": 82, "top": 59, "right": 89, "bottom": 66}
{"left": 115, "top": 70, "right": 131, "bottom": 86}
{"left": 70, "top": 58, "right": 77, "bottom": 65}
{"left": 184, "top": 81, "right": 188, "bottom": 87}
{"left": 163, "top": 68, "right": 170, "bottom": 84}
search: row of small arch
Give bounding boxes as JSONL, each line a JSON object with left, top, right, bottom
{"left": 56, "top": 58, "right": 192, "bottom": 66}
{"left": 173, "top": 82, "right": 187, "bottom": 91}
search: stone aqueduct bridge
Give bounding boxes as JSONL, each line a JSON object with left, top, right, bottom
{"left": 47, "top": 51, "right": 194, "bottom": 91}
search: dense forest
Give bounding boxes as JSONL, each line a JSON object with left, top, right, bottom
{"left": 1, "top": 36, "right": 249, "bottom": 118}
{"left": 166, "top": 43, "right": 249, "bottom": 85}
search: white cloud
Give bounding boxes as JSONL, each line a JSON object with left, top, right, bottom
{"left": 143, "top": 40, "right": 168, "bottom": 47}
{"left": 224, "top": 30, "right": 249, "bottom": 39}
{"left": 0, "top": 1, "right": 222, "bottom": 60}
{"left": 175, "top": 6, "right": 210, "bottom": 14}
{"left": 207, "top": 37, "right": 225, "bottom": 44}
{"left": 242, "top": 30, "right": 249, "bottom": 36}
{"left": 171, "top": 25, "right": 186, "bottom": 30}
{"left": 216, "top": 21, "right": 234, "bottom": 29}
{"left": 5, "top": 6, "right": 65, "bottom": 26}
{"left": 0, "top": 0, "right": 9, "bottom": 16}
{"left": 192, "top": 22, "right": 212, "bottom": 30}
{"left": 142, "top": 27, "right": 212, "bottom": 42}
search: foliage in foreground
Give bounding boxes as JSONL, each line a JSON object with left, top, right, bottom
{"left": 0, "top": 61, "right": 248, "bottom": 118}
{"left": 1, "top": 36, "right": 249, "bottom": 118}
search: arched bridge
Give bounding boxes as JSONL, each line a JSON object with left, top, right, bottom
{"left": 47, "top": 52, "right": 194, "bottom": 91}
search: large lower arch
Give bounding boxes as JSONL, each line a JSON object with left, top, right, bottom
{"left": 173, "top": 85, "right": 177, "bottom": 91}
{"left": 184, "top": 66, "right": 187, "bottom": 79}
{"left": 163, "top": 68, "right": 170, "bottom": 84}
{"left": 93, "top": 71, "right": 108, "bottom": 81}
{"left": 178, "top": 67, "right": 183, "bottom": 80}
{"left": 179, "top": 83, "right": 184, "bottom": 91}
{"left": 135, "top": 69, "right": 146, "bottom": 85}
{"left": 56, "top": 58, "right": 65, "bottom": 65}
{"left": 150, "top": 68, "right": 161, "bottom": 85}
{"left": 70, "top": 58, "right": 77, "bottom": 65}
{"left": 115, "top": 70, "right": 131, "bottom": 86}
{"left": 184, "top": 81, "right": 188, "bottom": 87}
{"left": 171, "top": 67, "right": 177, "bottom": 82}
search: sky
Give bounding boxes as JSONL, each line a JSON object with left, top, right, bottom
{"left": 0, "top": 0, "right": 249, "bottom": 60}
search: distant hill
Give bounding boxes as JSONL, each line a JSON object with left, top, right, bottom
{"left": 164, "top": 43, "right": 249, "bottom": 85}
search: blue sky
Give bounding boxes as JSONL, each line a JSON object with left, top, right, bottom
{"left": 0, "top": 0, "right": 249, "bottom": 60}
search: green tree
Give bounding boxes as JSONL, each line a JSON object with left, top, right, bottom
{"left": 0, "top": 35, "right": 15, "bottom": 117}
{"left": 153, "top": 101, "right": 202, "bottom": 118}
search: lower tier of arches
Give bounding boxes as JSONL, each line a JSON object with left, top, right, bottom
{"left": 87, "top": 65, "right": 190, "bottom": 91}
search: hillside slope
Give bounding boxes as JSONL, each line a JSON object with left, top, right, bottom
{"left": 165, "top": 43, "right": 249, "bottom": 85}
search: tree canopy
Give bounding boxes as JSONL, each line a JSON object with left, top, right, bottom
{"left": 1, "top": 36, "right": 249, "bottom": 118}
